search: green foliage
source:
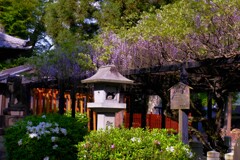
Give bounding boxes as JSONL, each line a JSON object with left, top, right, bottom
{"left": 93, "top": 0, "right": 177, "bottom": 31}
{"left": 0, "top": 0, "right": 50, "bottom": 53}
{"left": 0, "top": 0, "right": 43, "bottom": 39}
{"left": 65, "top": 111, "right": 89, "bottom": 124}
{"left": 77, "top": 128, "right": 194, "bottom": 160}
{"left": 191, "top": 92, "right": 209, "bottom": 107}
{"left": 0, "top": 57, "right": 30, "bottom": 70}
{"left": 122, "top": 0, "right": 195, "bottom": 42}
{"left": 189, "top": 0, "right": 240, "bottom": 32}
{"left": 44, "top": 0, "right": 176, "bottom": 47}
{"left": 44, "top": 0, "right": 98, "bottom": 45}
{"left": 87, "top": 30, "right": 115, "bottom": 64}
{"left": 4, "top": 113, "right": 89, "bottom": 160}
{"left": 89, "top": 0, "right": 240, "bottom": 65}
{"left": 89, "top": 0, "right": 195, "bottom": 64}
{"left": 123, "top": 0, "right": 240, "bottom": 42}
{"left": 77, "top": 52, "right": 95, "bottom": 71}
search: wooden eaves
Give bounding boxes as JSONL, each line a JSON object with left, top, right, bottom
{"left": 124, "top": 55, "right": 240, "bottom": 92}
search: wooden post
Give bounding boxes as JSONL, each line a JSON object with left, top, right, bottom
{"left": 124, "top": 109, "right": 127, "bottom": 127}
{"left": 70, "top": 91, "right": 76, "bottom": 118}
{"left": 84, "top": 96, "right": 87, "bottom": 113}
{"left": 38, "top": 89, "right": 42, "bottom": 115}
{"left": 80, "top": 97, "right": 84, "bottom": 113}
{"left": 161, "top": 96, "right": 166, "bottom": 129}
{"left": 66, "top": 94, "right": 71, "bottom": 111}
{"left": 45, "top": 90, "right": 50, "bottom": 113}
{"left": 170, "top": 82, "right": 190, "bottom": 144}
{"left": 49, "top": 90, "right": 53, "bottom": 113}
{"left": 75, "top": 99, "right": 78, "bottom": 112}
{"left": 129, "top": 95, "right": 134, "bottom": 128}
{"left": 87, "top": 108, "right": 91, "bottom": 131}
{"left": 46, "top": 96, "right": 49, "bottom": 113}
{"left": 42, "top": 92, "right": 46, "bottom": 113}
{"left": 58, "top": 79, "right": 65, "bottom": 115}
{"left": 30, "top": 95, "right": 34, "bottom": 114}
{"left": 226, "top": 93, "right": 232, "bottom": 135}
{"left": 1, "top": 95, "right": 6, "bottom": 114}
{"left": 53, "top": 90, "right": 56, "bottom": 113}
{"left": 93, "top": 111, "right": 97, "bottom": 130}
{"left": 179, "top": 65, "right": 189, "bottom": 144}
{"left": 179, "top": 109, "right": 188, "bottom": 144}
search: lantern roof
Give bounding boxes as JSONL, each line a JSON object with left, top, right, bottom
{"left": 81, "top": 65, "right": 133, "bottom": 84}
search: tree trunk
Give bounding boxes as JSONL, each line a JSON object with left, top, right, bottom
{"left": 59, "top": 79, "right": 65, "bottom": 115}
{"left": 70, "top": 79, "right": 77, "bottom": 118}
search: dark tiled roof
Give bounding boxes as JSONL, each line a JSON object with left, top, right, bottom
{"left": 0, "top": 65, "right": 35, "bottom": 84}
{"left": 0, "top": 32, "right": 32, "bottom": 50}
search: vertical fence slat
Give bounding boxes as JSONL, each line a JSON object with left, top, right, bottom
{"left": 124, "top": 113, "right": 180, "bottom": 131}
{"left": 133, "top": 114, "right": 141, "bottom": 128}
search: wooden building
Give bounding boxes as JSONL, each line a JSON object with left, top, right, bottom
{"left": 0, "top": 32, "right": 32, "bottom": 61}
{"left": 0, "top": 32, "right": 32, "bottom": 134}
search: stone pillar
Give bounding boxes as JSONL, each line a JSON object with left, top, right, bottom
{"left": 207, "top": 150, "right": 220, "bottom": 160}
{"left": 233, "top": 138, "right": 240, "bottom": 160}
{"left": 225, "top": 152, "right": 233, "bottom": 160}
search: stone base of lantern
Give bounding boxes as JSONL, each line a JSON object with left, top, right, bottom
{"left": 87, "top": 102, "right": 126, "bottom": 111}
{"left": 4, "top": 115, "right": 24, "bottom": 127}
{"left": 97, "top": 113, "right": 115, "bottom": 130}
{"left": 88, "top": 103, "right": 126, "bottom": 130}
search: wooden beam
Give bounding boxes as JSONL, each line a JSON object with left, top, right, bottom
{"left": 87, "top": 108, "right": 91, "bottom": 131}
{"left": 125, "top": 55, "right": 240, "bottom": 76}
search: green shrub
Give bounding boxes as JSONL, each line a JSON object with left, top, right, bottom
{"left": 4, "top": 113, "right": 89, "bottom": 160}
{"left": 77, "top": 128, "right": 194, "bottom": 160}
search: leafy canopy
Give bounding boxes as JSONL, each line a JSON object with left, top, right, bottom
{"left": 89, "top": 0, "right": 240, "bottom": 67}
{"left": 0, "top": 0, "right": 44, "bottom": 39}
{"left": 0, "top": 0, "right": 53, "bottom": 54}
{"left": 93, "top": 0, "right": 177, "bottom": 31}
{"left": 44, "top": 0, "right": 98, "bottom": 45}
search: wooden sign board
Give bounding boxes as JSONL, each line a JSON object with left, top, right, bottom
{"left": 170, "top": 82, "right": 191, "bottom": 110}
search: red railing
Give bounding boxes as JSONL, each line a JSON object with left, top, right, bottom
{"left": 124, "top": 113, "right": 178, "bottom": 132}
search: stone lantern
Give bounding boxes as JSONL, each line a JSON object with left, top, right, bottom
{"left": 81, "top": 65, "right": 133, "bottom": 130}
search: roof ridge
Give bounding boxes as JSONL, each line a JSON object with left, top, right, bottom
{"left": 0, "top": 32, "right": 32, "bottom": 49}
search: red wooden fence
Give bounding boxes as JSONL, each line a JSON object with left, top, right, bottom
{"left": 124, "top": 113, "right": 179, "bottom": 132}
